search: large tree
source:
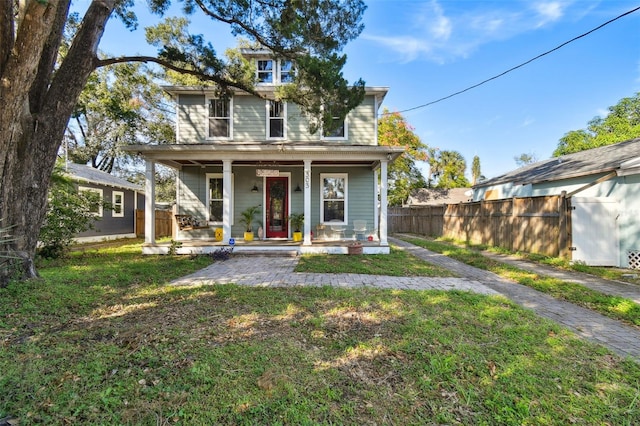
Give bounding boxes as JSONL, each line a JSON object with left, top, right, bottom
{"left": 0, "top": 0, "right": 367, "bottom": 285}
{"left": 429, "top": 150, "right": 470, "bottom": 189}
{"left": 553, "top": 92, "right": 640, "bottom": 156}
{"left": 377, "top": 110, "right": 428, "bottom": 206}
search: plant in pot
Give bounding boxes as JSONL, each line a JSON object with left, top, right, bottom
{"left": 289, "top": 212, "right": 304, "bottom": 242}
{"left": 240, "top": 205, "right": 260, "bottom": 241}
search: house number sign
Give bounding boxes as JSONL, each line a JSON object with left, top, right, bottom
{"left": 304, "top": 170, "right": 311, "bottom": 188}
{"left": 256, "top": 169, "right": 280, "bottom": 177}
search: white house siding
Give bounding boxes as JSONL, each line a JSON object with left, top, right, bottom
{"left": 615, "top": 174, "right": 640, "bottom": 268}
{"left": 176, "top": 94, "right": 207, "bottom": 143}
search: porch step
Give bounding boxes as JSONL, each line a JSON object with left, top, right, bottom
{"left": 234, "top": 249, "right": 300, "bottom": 257}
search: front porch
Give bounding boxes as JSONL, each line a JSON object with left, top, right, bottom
{"left": 143, "top": 238, "right": 388, "bottom": 255}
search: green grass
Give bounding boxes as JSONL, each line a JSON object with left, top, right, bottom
{"left": 1, "top": 239, "right": 640, "bottom": 424}
{"left": 400, "top": 235, "right": 640, "bottom": 328}
{"left": 295, "top": 246, "right": 457, "bottom": 276}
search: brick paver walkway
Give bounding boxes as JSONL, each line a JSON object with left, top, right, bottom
{"left": 171, "top": 238, "right": 640, "bottom": 362}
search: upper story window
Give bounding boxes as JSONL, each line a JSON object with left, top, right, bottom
{"left": 280, "top": 60, "right": 294, "bottom": 83}
{"left": 267, "top": 100, "right": 286, "bottom": 139}
{"left": 257, "top": 59, "right": 274, "bottom": 83}
{"left": 256, "top": 58, "right": 294, "bottom": 84}
{"left": 208, "top": 97, "right": 232, "bottom": 140}
{"left": 322, "top": 115, "right": 347, "bottom": 140}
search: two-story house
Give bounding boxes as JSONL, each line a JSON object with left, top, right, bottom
{"left": 127, "top": 50, "right": 403, "bottom": 254}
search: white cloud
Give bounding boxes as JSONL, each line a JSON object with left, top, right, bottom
{"left": 362, "top": 0, "right": 592, "bottom": 64}
{"left": 531, "top": 1, "right": 566, "bottom": 27}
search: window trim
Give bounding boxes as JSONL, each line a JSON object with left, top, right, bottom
{"left": 79, "top": 186, "right": 103, "bottom": 217}
{"left": 266, "top": 100, "right": 287, "bottom": 140}
{"left": 205, "top": 96, "right": 233, "bottom": 141}
{"left": 112, "top": 191, "right": 124, "bottom": 218}
{"left": 206, "top": 173, "right": 234, "bottom": 225}
{"left": 320, "top": 173, "right": 348, "bottom": 225}
{"left": 256, "top": 59, "right": 274, "bottom": 84}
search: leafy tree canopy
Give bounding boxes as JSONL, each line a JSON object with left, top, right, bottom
{"left": 377, "top": 110, "right": 428, "bottom": 206}
{"left": 429, "top": 150, "right": 470, "bottom": 189}
{"left": 514, "top": 152, "right": 538, "bottom": 167}
{"left": 0, "top": 0, "right": 368, "bottom": 283}
{"left": 553, "top": 92, "right": 640, "bottom": 156}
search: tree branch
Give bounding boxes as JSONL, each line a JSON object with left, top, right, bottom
{"left": 96, "top": 55, "right": 261, "bottom": 97}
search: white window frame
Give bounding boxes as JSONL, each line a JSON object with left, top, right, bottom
{"left": 206, "top": 173, "right": 234, "bottom": 225}
{"left": 320, "top": 173, "right": 348, "bottom": 224}
{"left": 206, "top": 96, "right": 233, "bottom": 140}
{"left": 266, "top": 100, "right": 287, "bottom": 140}
{"left": 79, "top": 186, "right": 103, "bottom": 217}
{"left": 112, "top": 191, "right": 124, "bottom": 218}
{"left": 322, "top": 114, "right": 348, "bottom": 141}
{"left": 256, "top": 59, "right": 274, "bottom": 84}
{"left": 280, "top": 60, "right": 294, "bottom": 83}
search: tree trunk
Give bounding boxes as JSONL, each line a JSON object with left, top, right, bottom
{"left": 0, "top": 0, "right": 115, "bottom": 285}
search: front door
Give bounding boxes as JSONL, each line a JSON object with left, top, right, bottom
{"left": 266, "top": 177, "right": 288, "bottom": 238}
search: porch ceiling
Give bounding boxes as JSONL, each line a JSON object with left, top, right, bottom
{"left": 124, "top": 144, "right": 405, "bottom": 170}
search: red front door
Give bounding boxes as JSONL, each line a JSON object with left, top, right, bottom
{"left": 266, "top": 177, "right": 288, "bottom": 238}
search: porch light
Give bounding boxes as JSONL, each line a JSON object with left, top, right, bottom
{"left": 251, "top": 184, "right": 259, "bottom": 193}
{"left": 294, "top": 184, "right": 302, "bottom": 192}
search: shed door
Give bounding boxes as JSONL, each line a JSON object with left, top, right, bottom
{"left": 571, "top": 197, "right": 619, "bottom": 266}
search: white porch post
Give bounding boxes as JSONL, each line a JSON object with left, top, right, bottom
{"left": 223, "top": 160, "right": 233, "bottom": 243}
{"left": 379, "top": 159, "right": 389, "bottom": 246}
{"left": 144, "top": 160, "right": 156, "bottom": 245}
{"left": 303, "top": 160, "right": 312, "bottom": 245}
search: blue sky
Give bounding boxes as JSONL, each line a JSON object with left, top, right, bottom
{"left": 96, "top": 0, "right": 640, "bottom": 180}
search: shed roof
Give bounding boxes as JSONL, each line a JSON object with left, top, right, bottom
{"left": 66, "top": 163, "right": 143, "bottom": 192}
{"left": 475, "top": 137, "right": 640, "bottom": 188}
{"left": 405, "top": 187, "right": 472, "bottom": 206}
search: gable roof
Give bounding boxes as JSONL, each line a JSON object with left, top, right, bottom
{"left": 405, "top": 187, "right": 472, "bottom": 206}
{"left": 475, "top": 137, "right": 640, "bottom": 188}
{"left": 66, "top": 163, "right": 143, "bottom": 192}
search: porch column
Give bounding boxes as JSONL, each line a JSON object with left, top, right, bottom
{"left": 303, "top": 160, "right": 312, "bottom": 245}
{"left": 144, "top": 160, "right": 156, "bottom": 245}
{"left": 379, "top": 159, "right": 389, "bottom": 246}
{"left": 223, "top": 160, "right": 233, "bottom": 243}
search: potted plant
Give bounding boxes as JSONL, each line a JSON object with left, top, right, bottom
{"left": 240, "top": 205, "right": 260, "bottom": 241}
{"left": 289, "top": 212, "right": 304, "bottom": 242}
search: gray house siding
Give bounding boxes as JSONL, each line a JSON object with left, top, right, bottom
{"left": 76, "top": 183, "right": 138, "bottom": 238}
{"left": 175, "top": 93, "right": 379, "bottom": 145}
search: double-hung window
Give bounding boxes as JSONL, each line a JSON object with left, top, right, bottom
{"left": 267, "top": 100, "right": 286, "bottom": 139}
{"left": 206, "top": 173, "right": 233, "bottom": 224}
{"left": 208, "top": 97, "right": 232, "bottom": 140}
{"left": 257, "top": 59, "right": 274, "bottom": 83}
{"left": 112, "top": 191, "right": 124, "bottom": 217}
{"left": 79, "top": 187, "right": 103, "bottom": 217}
{"left": 280, "top": 60, "right": 294, "bottom": 83}
{"left": 320, "top": 174, "right": 347, "bottom": 224}
{"left": 322, "top": 108, "right": 347, "bottom": 140}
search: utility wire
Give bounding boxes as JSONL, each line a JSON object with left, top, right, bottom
{"left": 391, "top": 5, "right": 640, "bottom": 115}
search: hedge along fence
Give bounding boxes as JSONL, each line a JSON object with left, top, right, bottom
{"left": 389, "top": 195, "right": 571, "bottom": 258}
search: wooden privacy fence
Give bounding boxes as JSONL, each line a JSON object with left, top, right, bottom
{"left": 389, "top": 195, "right": 571, "bottom": 258}
{"left": 135, "top": 209, "right": 173, "bottom": 238}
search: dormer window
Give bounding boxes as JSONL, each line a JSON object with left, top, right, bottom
{"left": 257, "top": 59, "right": 274, "bottom": 83}
{"left": 280, "top": 60, "right": 294, "bottom": 83}
{"left": 255, "top": 58, "right": 294, "bottom": 84}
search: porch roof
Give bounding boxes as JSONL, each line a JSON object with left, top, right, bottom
{"left": 124, "top": 143, "right": 405, "bottom": 170}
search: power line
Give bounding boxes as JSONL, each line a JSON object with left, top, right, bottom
{"left": 391, "top": 5, "right": 640, "bottom": 115}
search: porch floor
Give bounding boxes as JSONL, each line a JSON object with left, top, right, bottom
{"left": 143, "top": 238, "right": 389, "bottom": 255}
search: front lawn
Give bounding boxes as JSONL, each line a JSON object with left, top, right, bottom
{"left": 1, "top": 240, "right": 639, "bottom": 425}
